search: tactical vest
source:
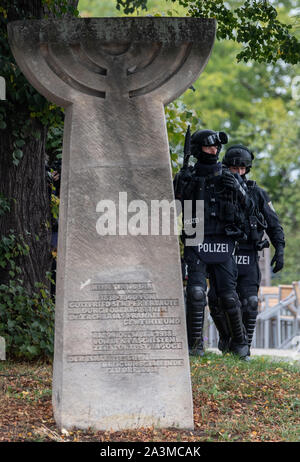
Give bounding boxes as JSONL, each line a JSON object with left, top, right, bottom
{"left": 181, "top": 164, "right": 243, "bottom": 239}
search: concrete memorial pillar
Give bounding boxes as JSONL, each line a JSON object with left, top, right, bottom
{"left": 8, "top": 18, "right": 215, "bottom": 431}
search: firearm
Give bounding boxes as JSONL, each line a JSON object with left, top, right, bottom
{"left": 182, "top": 124, "right": 191, "bottom": 170}
{"left": 173, "top": 125, "right": 192, "bottom": 200}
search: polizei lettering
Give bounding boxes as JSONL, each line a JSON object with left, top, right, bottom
{"left": 234, "top": 255, "right": 250, "bottom": 265}
{"left": 198, "top": 242, "right": 229, "bottom": 253}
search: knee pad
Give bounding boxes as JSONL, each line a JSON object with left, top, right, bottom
{"left": 241, "top": 295, "right": 258, "bottom": 312}
{"left": 187, "top": 285, "right": 206, "bottom": 304}
{"left": 248, "top": 295, "right": 258, "bottom": 312}
{"left": 220, "top": 292, "right": 241, "bottom": 311}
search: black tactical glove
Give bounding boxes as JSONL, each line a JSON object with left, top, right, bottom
{"left": 174, "top": 167, "right": 193, "bottom": 199}
{"left": 221, "top": 170, "right": 239, "bottom": 191}
{"left": 221, "top": 170, "right": 255, "bottom": 212}
{"left": 271, "top": 246, "right": 284, "bottom": 273}
{"left": 221, "top": 170, "right": 247, "bottom": 200}
{"left": 222, "top": 170, "right": 248, "bottom": 192}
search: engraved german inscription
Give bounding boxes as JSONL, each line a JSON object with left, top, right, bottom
{"left": 66, "top": 281, "right": 184, "bottom": 373}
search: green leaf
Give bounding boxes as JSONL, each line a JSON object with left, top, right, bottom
{"left": 14, "top": 139, "right": 25, "bottom": 147}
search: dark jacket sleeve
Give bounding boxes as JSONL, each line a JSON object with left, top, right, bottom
{"left": 257, "top": 186, "right": 285, "bottom": 249}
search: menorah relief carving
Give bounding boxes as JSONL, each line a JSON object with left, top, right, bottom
{"left": 9, "top": 18, "right": 215, "bottom": 105}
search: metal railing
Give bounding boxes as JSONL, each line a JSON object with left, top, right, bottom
{"left": 204, "top": 283, "right": 300, "bottom": 350}
{"left": 254, "top": 291, "right": 300, "bottom": 349}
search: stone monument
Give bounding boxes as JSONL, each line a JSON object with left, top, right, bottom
{"left": 8, "top": 18, "right": 216, "bottom": 431}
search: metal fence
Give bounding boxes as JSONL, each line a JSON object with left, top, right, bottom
{"left": 204, "top": 281, "right": 300, "bottom": 350}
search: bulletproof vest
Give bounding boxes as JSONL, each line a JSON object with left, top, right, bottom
{"left": 181, "top": 163, "right": 241, "bottom": 238}
{"left": 203, "top": 174, "right": 238, "bottom": 235}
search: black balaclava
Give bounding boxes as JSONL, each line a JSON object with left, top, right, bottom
{"left": 191, "top": 130, "right": 228, "bottom": 165}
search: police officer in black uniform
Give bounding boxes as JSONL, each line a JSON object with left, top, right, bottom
{"left": 208, "top": 144, "right": 285, "bottom": 356}
{"left": 174, "top": 130, "right": 255, "bottom": 359}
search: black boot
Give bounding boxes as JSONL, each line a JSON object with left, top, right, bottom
{"left": 220, "top": 292, "right": 249, "bottom": 360}
{"left": 241, "top": 296, "right": 258, "bottom": 356}
{"left": 186, "top": 285, "right": 206, "bottom": 356}
{"left": 209, "top": 302, "right": 231, "bottom": 353}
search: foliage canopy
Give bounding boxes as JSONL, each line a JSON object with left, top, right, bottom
{"left": 114, "top": 0, "right": 300, "bottom": 64}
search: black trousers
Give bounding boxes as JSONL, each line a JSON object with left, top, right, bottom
{"left": 184, "top": 246, "right": 238, "bottom": 297}
{"left": 235, "top": 249, "right": 261, "bottom": 299}
{"left": 185, "top": 245, "right": 249, "bottom": 356}
{"left": 208, "top": 249, "right": 260, "bottom": 302}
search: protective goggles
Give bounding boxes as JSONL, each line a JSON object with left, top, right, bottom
{"left": 202, "top": 131, "right": 228, "bottom": 146}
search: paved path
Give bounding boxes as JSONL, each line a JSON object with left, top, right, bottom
{"left": 207, "top": 347, "right": 300, "bottom": 362}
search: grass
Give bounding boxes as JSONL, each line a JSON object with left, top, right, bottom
{"left": 0, "top": 353, "right": 299, "bottom": 442}
{"left": 190, "top": 353, "right": 300, "bottom": 442}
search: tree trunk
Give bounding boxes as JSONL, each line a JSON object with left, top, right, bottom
{"left": 0, "top": 0, "right": 79, "bottom": 294}
{"left": 0, "top": 121, "right": 51, "bottom": 292}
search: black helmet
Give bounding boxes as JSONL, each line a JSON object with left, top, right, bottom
{"left": 222, "top": 144, "right": 254, "bottom": 173}
{"left": 191, "top": 129, "right": 228, "bottom": 160}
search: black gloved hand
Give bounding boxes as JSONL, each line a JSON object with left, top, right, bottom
{"left": 221, "top": 170, "right": 240, "bottom": 191}
{"left": 221, "top": 170, "right": 255, "bottom": 212}
{"left": 180, "top": 166, "right": 193, "bottom": 181}
{"left": 271, "top": 246, "right": 284, "bottom": 273}
{"left": 174, "top": 167, "right": 193, "bottom": 199}
{"left": 174, "top": 168, "right": 199, "bottom": 200}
